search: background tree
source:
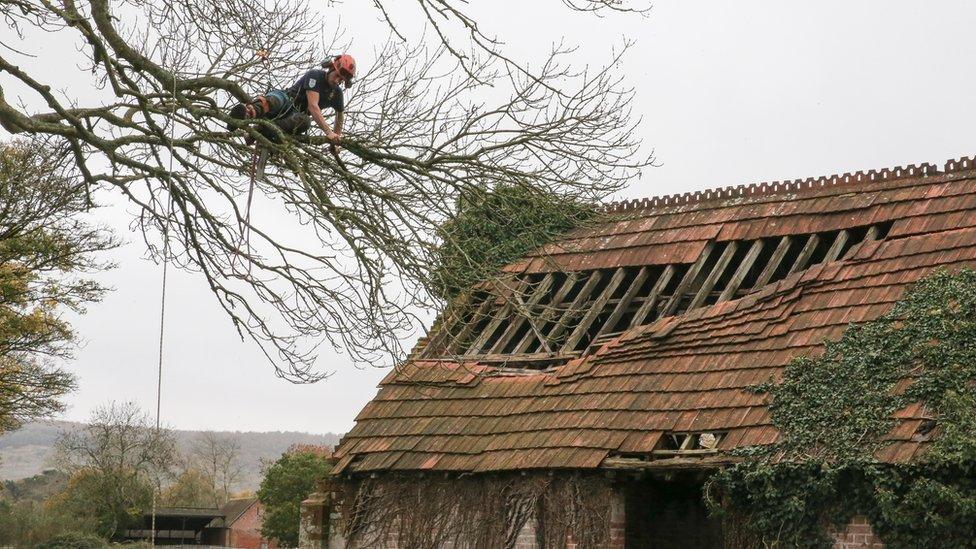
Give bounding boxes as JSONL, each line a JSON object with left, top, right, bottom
{"left": 0, "top": 1, "right": 652, "bottom": 380}
{"left": 192, "top": 431, "right": 243, "bottom": 506}
{"left": 257, "top": 449, "right": 332, "bottom": 546}
{"left": 0, "top": 471, "right": 94, "bottom": 547}
{"left": 0, "top": 138, "right": 116, "bottom": 434}
{"left": 51, "top": 401, "right": 176, "bottom": 539}
{"left": 160, "top": 465, "right": 219, "bottom": 508}
{"left": 161, "top": 431, "right": 243, "bottom": 507}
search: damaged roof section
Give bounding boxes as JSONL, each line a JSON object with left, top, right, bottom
{"left": 421, "top": 221, "right": 893, "bottom": 368}
{"left": 334, "top": 157, "right": 976, "bottom": 475}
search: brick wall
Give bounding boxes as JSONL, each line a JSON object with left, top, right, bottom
{"left": 831, "top": 516, "right": 884, "bottom": 549}
{"left": 227, "top": 501, "right": 278, "bottom": 549}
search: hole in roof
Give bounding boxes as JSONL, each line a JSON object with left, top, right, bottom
{"left": 422, "top": 222, "right": 893, "bottom": 368}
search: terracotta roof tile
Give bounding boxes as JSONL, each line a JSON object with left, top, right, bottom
{"left": 335, "top": 163, "right": 976, "bottom": 473}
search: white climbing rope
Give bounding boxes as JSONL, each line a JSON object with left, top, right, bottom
{"left": 149, "top": 73, "right": 177, "bottom": 548}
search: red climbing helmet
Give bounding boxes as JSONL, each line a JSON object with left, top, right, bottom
{"left": 329, "top": 54, "right": 356, "bottom": 88}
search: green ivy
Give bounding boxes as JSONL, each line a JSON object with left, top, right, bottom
{"left": 707, "top": 269, "right": 976, "bottom": 548}
{"left": 429, "top": 184, "right": 596, "bottom": 301}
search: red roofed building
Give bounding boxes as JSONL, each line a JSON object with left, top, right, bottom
{"left": 206, "top": 498, "right": 278, "bottom": 549}
{"left": 309, "top": 156, "right": 976, "bottom": 548}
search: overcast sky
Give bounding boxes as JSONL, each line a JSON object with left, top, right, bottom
{"left": 5, "top": 1, "right": 976, "bottom": 435}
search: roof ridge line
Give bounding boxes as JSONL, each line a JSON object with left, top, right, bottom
{"left": 602, "top": 156, "right": 976, "bottom": 214}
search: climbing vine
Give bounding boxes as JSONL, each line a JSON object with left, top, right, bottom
{"left": 707, "top": 268, "right": 976, "bottom": 548}
{"left": 335, "top": 473, "right": 612, "bottom": 549}
{"left": 430, "top": 184, "right": 597, "bottom": 301}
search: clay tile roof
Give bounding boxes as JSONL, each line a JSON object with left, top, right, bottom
{"left": 206, "top": 497, "right": 258, "bottom": 529}
{"left": 334, "top": 155, "right": 976, "bottom": 474}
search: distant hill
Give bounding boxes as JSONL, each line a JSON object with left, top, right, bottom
{"left": 0, "top": 421, "right": 341, "bottom": 490}
{"left": 1, "top": 470, "right": 68, "bottom": 503}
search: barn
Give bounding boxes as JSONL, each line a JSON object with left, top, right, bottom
{"left": 304, "top": 156, "right": 976, "bottom": 548}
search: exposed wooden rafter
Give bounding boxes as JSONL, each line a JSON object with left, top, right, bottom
{"left": 752, "top": 235, "right": 792, "bottom": 289}
{"left": 423, "top": 222, "right": 893, "bottom": 366}
{"left": 421, "top": 292, "right": 475, "bottom": 358}
{"left": 787, "top": 233, "right": 821, "bottom": 276}
{"left": 488, "top": 273, "right": 555, "bottom": 353}
{"left": 661, "top": 242, "right": 716, "bottom": 317}
{"left": 718, "top": 239, "right": 765, "bottom": 302}
{"left": 511, "top": 273, "right": 581, "bottom": 354}
{"left": 823, "top": 229, "right": 850, "bottom": 263}
{"left": 464, "top": 277, "right": 533, "bottom": 356}
{"left": 544, "top": 270, "right": 605, "bottom": 348}
{"left": 561, "top": 268, "right": 627, "bottom": 352}
{"left": 688, "top": 241, "right": 740, "bottom": 310}
{"left": 629, "top": 264, "right": 676, "bottom": 328}
{"left": 595, "top": 266, "right": 651, "bottom": 339}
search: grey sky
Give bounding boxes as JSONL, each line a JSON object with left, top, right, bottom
{"left": 5, "top": 1, "right": 976, "bottom": 434}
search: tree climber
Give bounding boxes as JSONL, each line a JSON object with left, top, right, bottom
{"left": 228, "top": 54, "right": 356, "bottom": 146}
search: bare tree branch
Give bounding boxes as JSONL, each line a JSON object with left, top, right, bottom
{"left": 0, "top": 0, "right": 652, "bottom": 381}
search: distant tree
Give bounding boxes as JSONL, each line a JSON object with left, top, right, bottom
{"left": 0, "top": 139, "right": 116, "bottom": 435}
{"left": 257, "top": 450, "right": 332, "bottom": 546}
{"left": 0, "top": 469, "right": 68, "bottom": 502}
{"left": 0, "top": 471, "right": 95, "bottom": 547}
{"left": 192, "top": 431, "right": 243, "bottom": 506}
{"left": 51, "top": 402, "right": 176, "bottom": 539}
{"left": 160, "top": 432, "right": 243, "bottom": 508}
{"left": 160, "top": 466, "right": 219, "bottom": 508}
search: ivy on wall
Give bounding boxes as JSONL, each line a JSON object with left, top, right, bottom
{"left": 707, "top": 268, "right": 976, "bottom": 548}
{"left": 336, "top": 473, "right": 613, "bottom": 549}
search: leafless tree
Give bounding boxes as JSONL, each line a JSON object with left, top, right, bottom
{"left": 191, "top": 431, "right": 243, "bottom": 506}
{"left": 52, "top": 401, "right": 176, "bottom": 537}
{"left": 0, "top": 0, "right": 652, "bottom": 380}
{"left": 54, "top": 401, "right": 176, "bottom": 481}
